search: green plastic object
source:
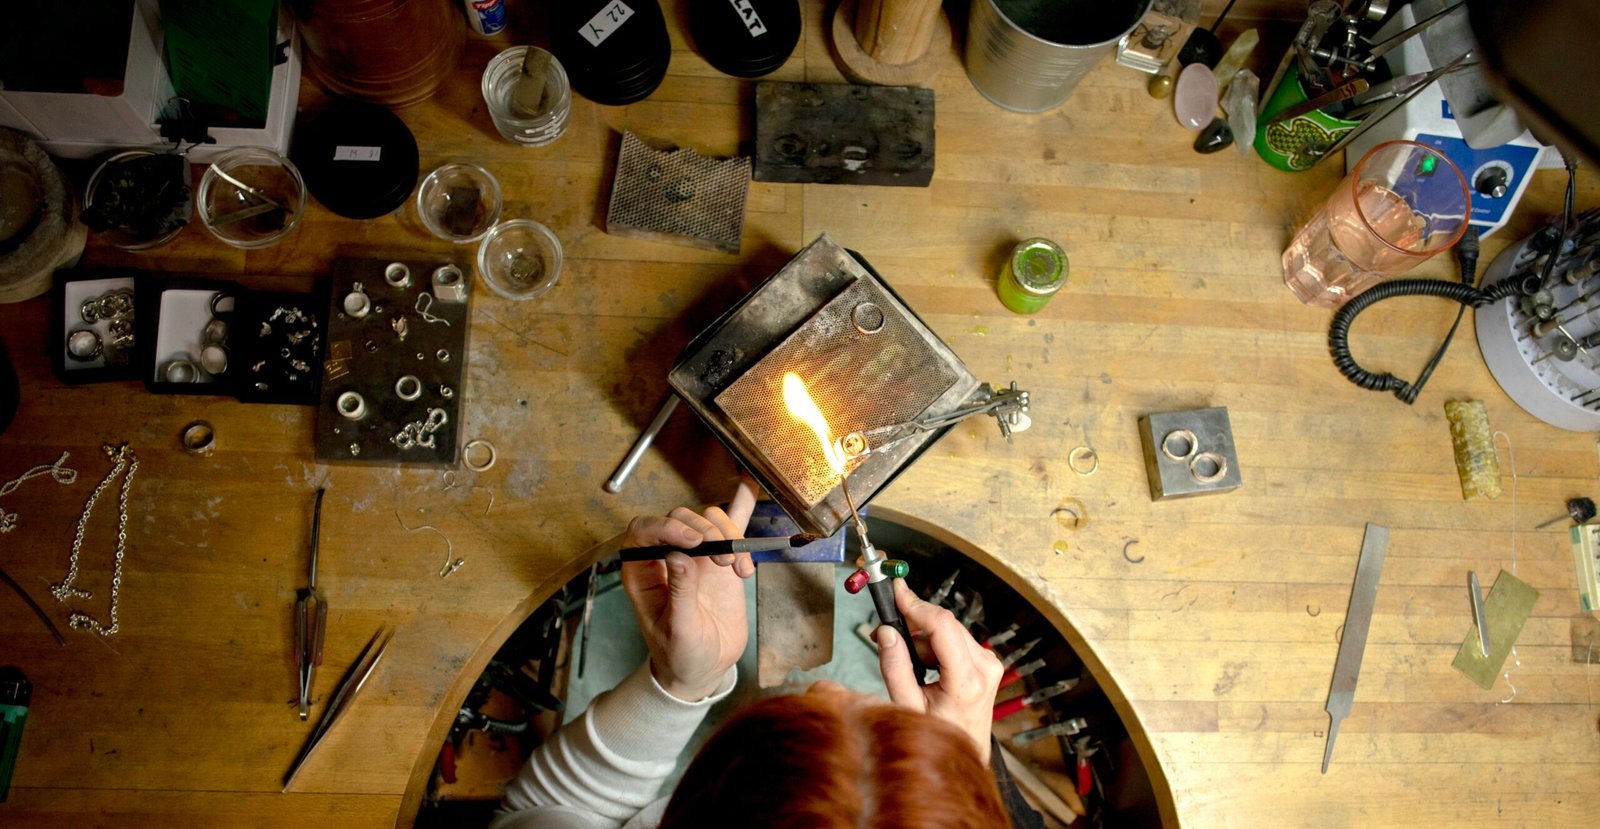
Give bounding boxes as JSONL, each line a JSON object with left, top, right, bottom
{"left": 997, "top": 238, "right": 1068, "bottom": 314}
{"left": 1253, "top": 65, "right": 1359, "bottom": 172}
{"left": 881, "top": 559, "right": 910, "bottom": 580}
{"left": 0, "top": 666, "right": 30, "bottom": 804}
{"left": 160, "top": 0, "right": 279, "bottom": 125}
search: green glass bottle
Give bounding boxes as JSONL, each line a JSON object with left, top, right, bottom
{"left": 997, "top": 238, "right": 1068, "bottom": 314}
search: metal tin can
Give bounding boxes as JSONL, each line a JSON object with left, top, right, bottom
{"left": 462, "top": 0, "right": 507, "bottom": 36}
{"left": 997, "top": 238, "right": 1068, "bottom": 314}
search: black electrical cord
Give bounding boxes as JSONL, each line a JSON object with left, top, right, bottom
{"left": 1329, "top": 151, "right": 1581, "bottom": 404}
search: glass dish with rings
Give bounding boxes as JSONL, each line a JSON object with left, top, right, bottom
{"left": 416, "top": 163, "right": 502, "bottom": 243}
{"left": 477, "top": 219, "right": 563, "bottom": 300}
{"left": 197, "top": 147, "right": 308, "bottom": 248}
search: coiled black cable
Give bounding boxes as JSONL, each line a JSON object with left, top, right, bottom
{"left": 1327, "top": 235, "right": 1520, "bottom": 404}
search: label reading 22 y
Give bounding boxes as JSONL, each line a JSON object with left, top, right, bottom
{"left": 580, "top": 1, "right": 634, "bottom": 47}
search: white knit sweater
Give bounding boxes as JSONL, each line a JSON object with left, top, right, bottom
{"left": 489, "top": 662, "right": 738, "bottom": 829}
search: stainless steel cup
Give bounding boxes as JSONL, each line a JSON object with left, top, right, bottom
{"left": 965, "top": 0, "right": 1152, "bottom": 113}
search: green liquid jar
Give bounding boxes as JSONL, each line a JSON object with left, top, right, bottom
{"left": 997, "top": 238, "right": 1068, "bottom": 314}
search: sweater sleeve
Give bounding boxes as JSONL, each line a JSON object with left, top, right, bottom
{"left": 490, "top": 661, "right": 738, "bottom": 829}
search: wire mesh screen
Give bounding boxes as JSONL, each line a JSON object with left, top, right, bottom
{"left": 605, "top": 131, "right": 752, "bottom": 254}
{"left": 714, "top": 277, "right": 960, "bottom": 507}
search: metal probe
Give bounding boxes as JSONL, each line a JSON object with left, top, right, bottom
{"left": 294, "top": 488, "right": 329, "bottom": 721}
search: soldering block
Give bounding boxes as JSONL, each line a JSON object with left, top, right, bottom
{"left": 753, "top": 82, "right": 934, "bottom": 187}
{"left": 1138, "top": 407, "right": 1242, "bottom": 500}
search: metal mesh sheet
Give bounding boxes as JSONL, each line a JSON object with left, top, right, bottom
{"left": 714, "top": 277, "right": 960, "bottom": 507}
{"left": 606, "top": 131, "right": 752, "bottom": 253}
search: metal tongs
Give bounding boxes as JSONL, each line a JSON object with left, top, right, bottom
{"left": 283, "top": 624, "right": 394, "bottom": 790}
{"left": 295, "top": 488, "right": 329, "bottom": 720}
{"left": 838, "top": 382, "right": 1031, "bottom": 463}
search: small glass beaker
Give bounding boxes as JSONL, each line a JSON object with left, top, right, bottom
{"left": 1283, "top": 140, "right": 1470, "bottom": 308}
{"left": 481, "top": 47, "right": 572, "bottom": 147}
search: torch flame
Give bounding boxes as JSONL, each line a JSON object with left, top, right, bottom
{"left": 782, "top": 373, "right": 845, "bottom": 474}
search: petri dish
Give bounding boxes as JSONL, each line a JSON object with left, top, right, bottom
{"left": 416, "top": 163, "right": 502, "bottom": 243}
{"left": 476, "top": 219, "right": 563, "bottom": 300}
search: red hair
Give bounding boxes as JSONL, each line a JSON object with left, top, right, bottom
{"left": 659, "top": 691, "right": 1009, "bottom": 828}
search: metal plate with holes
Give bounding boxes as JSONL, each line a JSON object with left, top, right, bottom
{"left": 753, "top": 82, "right": 935, "bottom": 187}
{"left": 669, "top": 234, "right": 980, "bottom": 536}
{"left": 313, "top": 259, "right": 470, "bottom": 466}
{"left": 606, "top": 131, "right": 752, "bottom": 254}
{"left": 1138, "top": 407, "right": 1242, "bottom": 500}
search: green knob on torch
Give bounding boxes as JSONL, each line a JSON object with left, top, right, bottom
{"left": 881, "top": 559, "right": 910, "bottom": 579}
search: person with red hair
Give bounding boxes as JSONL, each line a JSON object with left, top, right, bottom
{"left": 493, "top": 483, "right": 1039, "bottom": 829}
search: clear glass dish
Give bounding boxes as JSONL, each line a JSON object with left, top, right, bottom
{"left": 416, "top": 163, "right": 502, "bottom": 243}
{"left": 83, "top": 150, "right": 193, "bottom": 251}
{"left": 476, "top": 219, "right": 562, "bottom": 301}
{"left": 197, "top": 147, "right": 307, "bottom": 249}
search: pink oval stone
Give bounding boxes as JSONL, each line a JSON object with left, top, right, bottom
{"left": 1175, "top": 63, "right": 1219, "bottom": 131}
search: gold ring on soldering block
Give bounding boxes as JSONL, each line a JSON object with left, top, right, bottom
{"left": 1067, "top": 446, "right": 1099, "bottom": 476}
{"left": 1189, "top": 451, "right": 1228, "bottom": 484}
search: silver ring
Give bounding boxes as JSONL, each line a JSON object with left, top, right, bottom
{"left": 1190, "top": 451, "right": 1228, "bottom": 484}
{"left": 66, "top": 329, "right": 103, "bottom": 361}
{"left": 336, "top": 391, "right": 367, "bottom": 420}
{"left": 463, "top": 439, "right": 497, "bottom": 472}
{"left": 384, "top": 262, "right": 412, "bottom": 288}
{"left": 1161, "top": 429, "right": 1199, "bottom": 462}
{"left": 395, "top": 375, "right": 423, "bottom": 401}
{"left": 201, "top": 318, "right": 229, "bottom": 346}
{"left": 200, "top": 344, "right": 228, "bottom": 375}
{"left": 181, "top": 420, "right": 216, "bottom": 455}
{"left": 80, "top": 299, "right": 101, "bottom": 324}
{"left": 343, "top": 288, "right": 371, "bottom": 318}
{"left": 437, "top": 349, "right": 450, "bottom": 362}
{"left": 164, "top": 359, "right": 197, "bottom": 383}
{"left": 851, "top": 302, "right": 885, "bottom": 334}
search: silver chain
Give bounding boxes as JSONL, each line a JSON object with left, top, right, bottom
{"left": 50, "top": 443, "right": 138, "bottom": 637}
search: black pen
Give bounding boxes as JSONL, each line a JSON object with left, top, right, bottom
{"left": 619, "top": 533, "right": 819, "bottom": 562}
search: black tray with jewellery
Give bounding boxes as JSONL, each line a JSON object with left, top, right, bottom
{"left": 137, "top": 277, "right": 248, "bottom": 396}
{"left": 51, "top": 270, "right": 143, "bottom": 385}
{"left": 313, "top": 258, "right": 472, "bottom": 466}
{"left": 234, "top": 286, "right": 332, "bottom": 405}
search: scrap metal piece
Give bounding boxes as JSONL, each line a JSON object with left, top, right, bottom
{"left": 1445, "top": 399, "right": 1502, "bottom": 500}
{"left": 753, "top": 82, "right": 935, "bottom": 187}
{"left": 606, "top": 132, "right": 752, "bottom": 254}
{"left": 1452, "top": 569, "right": 1539, "bottom": 689}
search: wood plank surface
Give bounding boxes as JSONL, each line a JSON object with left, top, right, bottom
{"left": 2, "top": 1, "right": 1598, "bottom": 827}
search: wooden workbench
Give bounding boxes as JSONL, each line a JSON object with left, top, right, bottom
{"left": 3, "top": 3, "right": 1597, "bottom": 826}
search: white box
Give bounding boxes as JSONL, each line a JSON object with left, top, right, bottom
{"left": 0, "top": 0, "right": 299, "bottom": 164}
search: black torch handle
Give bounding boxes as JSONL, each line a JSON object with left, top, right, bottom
{"left": 868, "top": 578, "right": 932, "bottom": 686}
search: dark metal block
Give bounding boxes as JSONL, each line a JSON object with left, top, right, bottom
{"left": 753, "top": 82, "right": 935, "bottom": 187}
{"left": 1139, "top": 407, "right": 1243, "bottom": 500}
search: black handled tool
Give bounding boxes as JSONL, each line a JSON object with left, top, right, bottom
{"left": 618, "top": 533, "right": 817, "bottom": 561}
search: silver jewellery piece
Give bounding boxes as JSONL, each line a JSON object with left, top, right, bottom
{"left": 436, "top": 349, "right": 450, "bottom": 362}
{"left": 440, "top": 385, "right": 454, "bottom": 399}
{"left": 385, "top": 262, "right": 412, "bottom": 288}
{"left": 200, "top": 344, "right": 228, "bottom": 375}
{"left": 181, "top": 421, "right": 216, "bottom": 455}
{"left": 107, "top": 318, "right": 135, "bottom": 349}
{"left": 390, "top": 408, "right": 449, "bottom": 450}
{"left": 66, "top": 329, "right": 103, "bottom": 361}
{"left": 80, "top": 298, "right": 101, "bottom": 324}
{"left": 415, "top": 293, "right": 450, "bottom": 326}
{"left": 463, "top": 439, "right": 497, "bottom": 472}
{"left": 432, "top": 264, "right": 467, "bottom": 303}
{"left": 1067, "top": 446, "right": 1099, "bottom": 477}
{"left": 209, "top": 292, "right": 236, "bottom": 317}
{"left": 164, "top": 359, "right": 198, "bottom": 383}
{"left": 51, "top": 443, "right": 138, "bottom": 637}
{"left": 349, "top": 442, "right": 361, "bottom": 457}
{"left": 0, "top": 451, "right": 78, "bottom": 534}
{"left": 1161, "top": 429, "right": 1199, "bottom": 462}
{"left": 426, "top": 408, "right": 447, "bottom": 432}
{"left": 392, "top": 317, "right": 409, "bottom": 340}
{"left": 98, "top": 290, "right": 134, "bottom": 319}
{"left": 1190, "top": 451, "right": 1228, "bottom": 484}
{"left": 201, "top": 318, "right": 229, "bottom": 346}
{"left": 395, "top": 375, "right": 423, "bottom": 401}
{"left": 851, "top": 302, "right": 886, "bottom": 334}
{"left": 343, "top": 282, "right": 372, "bottom": 318}
{"left": 336, "top": 391, "right": 367, "bottom": 420}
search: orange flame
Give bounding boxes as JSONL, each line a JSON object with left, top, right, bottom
{"left": 782, "top": 373, "right": 844, "bottom": 475}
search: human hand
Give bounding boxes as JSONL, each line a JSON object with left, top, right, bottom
{"left": 621, "top": 479, "right": 758, "bottom": 701}
{"left": 876, "top": 579, "right": 1004, "bottom": 762}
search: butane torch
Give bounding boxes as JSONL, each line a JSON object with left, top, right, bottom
{"left": 837, "top": 471, "right": 933, "bottom": 686}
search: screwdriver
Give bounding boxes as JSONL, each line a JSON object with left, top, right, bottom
{"left": 295, "top": 488, "right": 329, "bottom": 720}
{"left": 1535, "top": 496, "right": 1597, "bottom": 529}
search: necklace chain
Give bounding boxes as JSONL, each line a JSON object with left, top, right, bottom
{"left": 51, "top": 443, "right": 137, "bottom": 637}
